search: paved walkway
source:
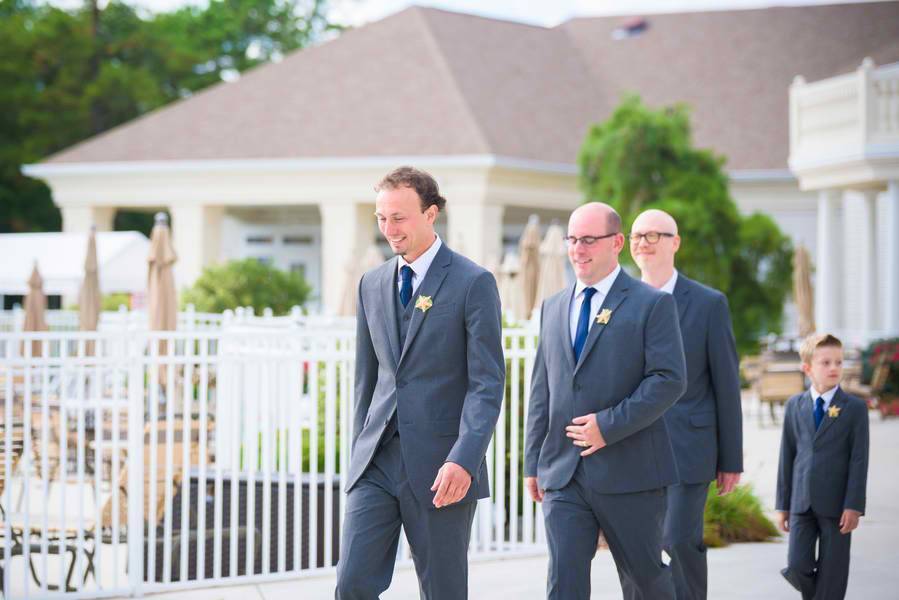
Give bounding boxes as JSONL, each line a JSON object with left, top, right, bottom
{"left": 110, "top": 406, "right": 899, "bottom": 599}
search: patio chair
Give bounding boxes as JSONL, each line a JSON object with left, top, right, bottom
{"left": 755, "top": 365, "right": 805, "bottom": 425}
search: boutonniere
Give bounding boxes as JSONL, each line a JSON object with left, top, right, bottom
{"left": 595, "top": 308, "right": 612, "bottom": 325}
{"left": 827, "top": 405, "right": 841, "bottom": 419}
{"left": 415, "top": 295, "right": 433, "bottom": 313}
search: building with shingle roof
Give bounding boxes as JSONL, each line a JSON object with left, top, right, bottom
{"left": 24, "top": 2, "right": 899, "bottom": 331}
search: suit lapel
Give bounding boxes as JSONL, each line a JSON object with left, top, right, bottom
{"left": 673, "top": 274, "right": 691, "bottom": 324}
{"left": 398, "top": 244, "right": 452, "bottom": 366}
{"left": 379, "top": 259, "right": 402, "bottom": 367}
{"left": 558, "top": 284, "right": 577, "bottom": 373}
{"left": 573, "top": 270, "right": 631, "bottom": 375}
{"left": 815, "top": 388, "right": 846, "bottom": 442}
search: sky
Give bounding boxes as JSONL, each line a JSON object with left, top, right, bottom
{"left": 46, "top": 0, "right": 892, "bottom": 27}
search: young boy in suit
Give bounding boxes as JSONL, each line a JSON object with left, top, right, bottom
{"left": 776, "top": 333, "right": 869, "bottom": 600}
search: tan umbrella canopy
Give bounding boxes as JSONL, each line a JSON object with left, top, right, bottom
{"left": 497, "top": 251, "right": 526, "bottom": 323}
{"left": 338, "top": 244, "right": 385, "bottom": 316}
{"left": 148, "top": 212, "right": 178, "bottom": 352}
{"left": 23, "top": 262, "right": 48, "bottom": 356}
{"left": 518, "top": 215, "right": 542, "bottom": 319}
{"left": 79, "top": 227, "right": 102, "bottom": 354}
{"left": 793, "top": 245, "right": 815, "bottom": 338}
{"left": 535, "top": 222, "right": 568, "bottom": 311}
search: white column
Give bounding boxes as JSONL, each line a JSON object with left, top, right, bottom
{"left": 319, "top": 202, "right": 375, "bottom": 315}
{"left": 885, "top": 181, "right": 899, "bottom": 335}
{"left": 858, "top": 189, "right": 879, "bottom": 337}
{"left": 446, "top": 202, "right": 504, "bottom": 269}
{"left": 815, "top": 190, "right": 842, "bottom": 334}
{"left": 61, "top": 205, "right": 115, "bottom": 233}
{"left": 169, "top": 205, "right": 224, "bottom": 289}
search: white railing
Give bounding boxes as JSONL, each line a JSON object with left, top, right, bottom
{"left": 0, "top": 326, "right": 543, "bottom": 598}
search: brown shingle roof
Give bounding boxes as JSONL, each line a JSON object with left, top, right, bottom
{"left": 43, "top": 2, "right": 899, "bottom": 170}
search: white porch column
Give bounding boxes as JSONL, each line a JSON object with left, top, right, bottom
{"left": 169, "top": 205, "right": 224, "bottom": 289}
{"left": 319, "top": 202, "right": 376, "bottom": 315}
{"left": 61, "top": 206, "right": 115, "bottom": 233}
{"left": 885, "top": 181, "right": 899, "bottom": 335}
{"left": 446, "top": 202, "right": 504, "bottom": 269}
{"left": 858, "top": 189, "right": 879, "bottom": 338}
{"left": 815, "top": 189, "right": 843, "bottom": 334}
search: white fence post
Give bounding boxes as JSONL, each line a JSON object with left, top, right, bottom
{"left": 127, "top": 332, "right": 146, "bottom": 596}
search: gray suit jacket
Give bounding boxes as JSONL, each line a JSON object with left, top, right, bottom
{"left": 664, "top": 274, "right": 743, "bottom": 484}
{"left": 524, "top": 269, "right": 687, "bottom": 494}
{"left": 776, "top": 387, "right": 869, "bottom": 518}
{"left": 346, "top": 243, "right": 505, "bottom": 506}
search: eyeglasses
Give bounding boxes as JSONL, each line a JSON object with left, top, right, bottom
{"left": 629, "top": 231, "right": 675, "bottom": 244}
{"left": 563, "top": 232, "right": 619, "bottom": 247}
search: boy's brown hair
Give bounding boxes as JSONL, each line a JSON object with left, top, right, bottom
{"left": 799, "top": 333, "right": 843, "bottom": 365}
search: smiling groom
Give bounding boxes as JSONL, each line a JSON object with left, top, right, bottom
{"left": 335, "top": 166, "right": 505, "bottom": 600}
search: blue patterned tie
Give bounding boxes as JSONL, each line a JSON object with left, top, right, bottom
{"left": 399, "top": 265, "right": 413, "bottom": 308}
{"left": 573, "top": 287, "right": 597, "bottom": 362}
{"left": 814, "top": 397, "right": 825, "bottom": 430}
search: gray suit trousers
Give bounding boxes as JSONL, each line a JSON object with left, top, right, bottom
{"left": 663, "top": 482, "right": 709, "bottom": 600}
{"left": 781, "top": 511, "right": 851, "bottom": 600}
{"left": 542, "top": 461, "right": 675, "bottom": 600}
{"left": 335, "top": 434, "right": 476, "bottom": 600}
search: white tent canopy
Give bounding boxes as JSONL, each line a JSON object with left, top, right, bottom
{"left": 0, "top": 231, "right": 150, "bottom": 296}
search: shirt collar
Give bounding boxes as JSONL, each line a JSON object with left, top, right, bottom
{"left": 398, "top": 234, "right": 442, "bottom": 280}
{"left": 809, "top": 385, "right": 839, "bottom": 406}
{"left": 659, "top": 269, "right": 678, "bottom": 295}
{"left": 575, "top": 264, "right": 621, "bottom": 299}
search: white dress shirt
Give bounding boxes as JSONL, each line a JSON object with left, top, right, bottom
{"left": 809, "top": 384, "right": 839, "bottom": 413}
{"left": 569, "top": 264, "right": 622, "bottom": 344}
{"left": 659, "top": 269, "right": 679, "bottom": 295}
{"left": 396, "top": 234, "right": 442, "bottom": 296}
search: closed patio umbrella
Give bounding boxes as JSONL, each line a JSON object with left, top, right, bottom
{"left": 535, "top": 222, "right": 568, "bottom": 313}
{"left": 497, "top": 251, "right": 525, "bottom": 323}
{"left": 148, "top": 213, "right": 177, "bottom": 355}
{"left": 338, "top": 244, "right": 384, "bottom": 316}
{"left": 79, "top": 227, "right": 102, "bottom": 355}
{"left": 24, "top": 263, "right": 48, "bottom": 356}
{"left": 518, "top": 215, "right": 542, "bottom": 320}
{"left": 793, "top": 245, "right": 815, "bottom": 337}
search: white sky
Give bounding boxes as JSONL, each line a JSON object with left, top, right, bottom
{"left": 45, "top": 0, "right": 892, "bottom": 27}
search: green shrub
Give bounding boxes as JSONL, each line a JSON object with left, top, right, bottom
{"left": 181, "top": 258, "right": 311, "bottom": 314}
{"left": 704, "top": 482, "right": 779, "bottom": 547}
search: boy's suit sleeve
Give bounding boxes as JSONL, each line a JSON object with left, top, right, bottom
{"left": 776, "top": 399, "right": 796, "bottom": 512}
{"left": 842, "top": 399, "right": 869, "bottom": 514}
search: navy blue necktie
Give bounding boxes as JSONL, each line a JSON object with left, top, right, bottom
{"left": 814, "top": 397, "right": 825, "bottom": 430}
{"left": 399, "top": 265, "right": 413, "bottom": 308}
{"left": 573, "top": 287, "right": 597, "bottom": 362}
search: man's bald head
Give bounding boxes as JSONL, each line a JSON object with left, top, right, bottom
{"left": 567, "top": 202, "right": 624, "bottom": 285}
{"left": 632, "top": 209, "right": 678, "bottom": 236}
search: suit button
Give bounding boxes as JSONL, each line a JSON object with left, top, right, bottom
{"left": 403, "top": 315, "right": 410, "bottom": 321}
{"left": 574, "top": 384, "right": 582, "bottom": 391}
{"left": 397, "top": 380, "right": 407, "bottom": 388}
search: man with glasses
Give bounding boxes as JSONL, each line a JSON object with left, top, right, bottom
{"left": 525, "top": 202, "right": 686, "bottom": 599}
{"left": 630, "top": 209, "right": 743, "bottom": 600}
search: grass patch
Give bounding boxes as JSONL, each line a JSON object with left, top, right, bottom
{"left": 703, "top": 482, "right": 780, "bottom": 548}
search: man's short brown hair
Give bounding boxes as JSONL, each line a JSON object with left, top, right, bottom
{"left": 375, "top": 166, "right": 447, "bottom": 212}
{"left": 799, "top": 333, "right": 843, "bottom": 365}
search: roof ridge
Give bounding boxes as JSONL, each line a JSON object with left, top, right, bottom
{"left": 414, "top": 7, "right": 493, "bottom": 155}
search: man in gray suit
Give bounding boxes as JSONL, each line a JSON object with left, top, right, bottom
{"left": 631, "top": 209, "right": 743, "bottom": 600}
{"left": 335, "top": 166, "right": 505, "bottom": 600}
{"left": 524, "top": 202, "right": 687, "bottom": 600}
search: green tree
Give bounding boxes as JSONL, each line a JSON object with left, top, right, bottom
{"left": 181, "top": 258, "right": 312, "bottom": 314}
{"left": 578, "top": 95, "right": 793, "bottom": 355}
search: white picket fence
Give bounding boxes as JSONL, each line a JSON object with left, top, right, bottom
{"left": 0, "top": 325, "right": 543, "bottom": 599}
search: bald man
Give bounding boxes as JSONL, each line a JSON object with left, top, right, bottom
{"left": 525, "top": 202, "right": 686, "bottom": 600}
{"left": 630, "top": 209, "right": 743, "bottom": 600}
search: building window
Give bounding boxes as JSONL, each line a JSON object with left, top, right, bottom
{"left": 246, "top": 235, "right": 274, "bottom": 245}
{"left": 255, "top": 257, "right": 274, "bottom": 266}
{"left": 283, "top": 235, "right": 313, "bottom": 245}
{"left": 289, "top": 263, "right": 306, "bottom": 278}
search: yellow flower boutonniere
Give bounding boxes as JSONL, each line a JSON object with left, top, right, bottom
{"left": 415, "top": 295, "right": 433, "bottom": 313}
{"left": 596, "top": 309, "right": 612, "bottom": 325}
{"left": 828, "top": 405, "right": 841, "bottom": 419}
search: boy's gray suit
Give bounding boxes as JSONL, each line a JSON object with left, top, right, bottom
{"left": 336, "top": 243, "right": 505, "bottom": 600}
{"left": 776, "top": 387, "right": 869, "bottom": 600}
{"left": 663, "top": 275, "right": 743, "bottom": 600}
{"left": 525, "top": 269, "right": 687, "bottom": 600}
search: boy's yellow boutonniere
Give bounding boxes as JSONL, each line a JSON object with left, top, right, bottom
{"left": 415, "top": 295, "right": 433, "bottom": 313}
{"left": 828, "top": 405, "right": 841, "bottom": 419}
{"left": 596, "top": 309, "right": 612, "bottom": 325}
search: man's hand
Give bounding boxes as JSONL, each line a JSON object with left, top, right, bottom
{"left": 525, "top": 476, "right": 544, "bottom": 503}
{"left": 566, "top": 414, "right": 607, "bottom": 456}
{"left": 716, "top": 471, "right": 741, "bottom": 495}
{"left": 777, "top": 511, "right": 790, "bottom": 533}
{"left": 431, "top": 462, "right": 472, "bottom": 508}
{"left": 839, "top": 509, "right": 861, "bottom": 534}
